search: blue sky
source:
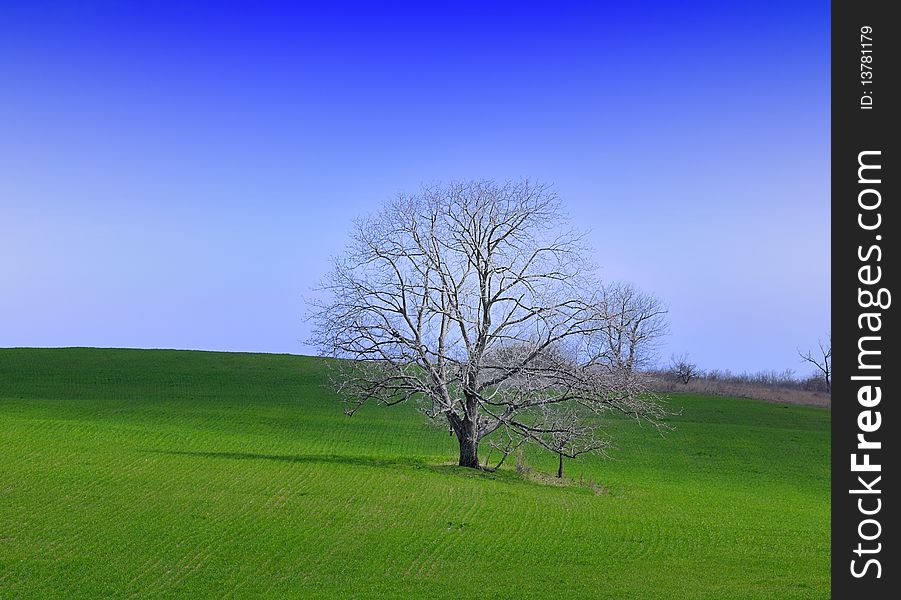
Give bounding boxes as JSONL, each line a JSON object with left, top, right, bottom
{"left": 1, "top": 1, "right": 829, "bottom": 374}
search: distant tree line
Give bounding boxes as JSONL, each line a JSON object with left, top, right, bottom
{"left": 651, "top": 342, "right": 832, "bottom": 395}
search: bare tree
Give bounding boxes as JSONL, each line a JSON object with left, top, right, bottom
{"left": 310, "top": 180, "right": 669, "bottom": 470}
{"left": 595, "top": 283, "right": 668, "bottom": 373}
{"left": 798, "top": 335, "right": 831, "bottom": 392}
{"left": 543, "top": 283, "right": 667, "bottom": 477}
{"left": 543, "top": 404, "right": 610, "bottom": 478}
{"left": 670, "top": 353, "right": 700, "bottom": 385}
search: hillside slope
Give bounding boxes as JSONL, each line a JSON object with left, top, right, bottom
{"left": 0, "top": 348, "right": 829, "bottom": 598}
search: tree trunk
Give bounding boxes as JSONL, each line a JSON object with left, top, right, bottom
{"left": 455, "top": 394, "right": 481, "bottom": 469}
{"left": 458, "top": 431, "right": 480, "bottom": 468}
{"left": 456, "top": 416, "right": 480, "bottom": 469}
{"left": 557, "top": 452, "right": 564, "bottom": 478}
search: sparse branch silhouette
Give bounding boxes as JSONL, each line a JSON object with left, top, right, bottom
{"left": 670, "top": 353, "right": 701, "bottom": 385}
{"left": 798, "top": 335, "right": 831, "bottom": 393}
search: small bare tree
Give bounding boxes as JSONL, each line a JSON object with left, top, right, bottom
{"left": 798, "top": 335, "right": 831, "bottom": 392}
{"left": 310, "top": 180, "right": 669, "bottom": 470}
{"left": 543, "top": 405, "right": 610, "bottom": 478}
{"left": 670, "top": 353, "right": 699, "bottom": 385}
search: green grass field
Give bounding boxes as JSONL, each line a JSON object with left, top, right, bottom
{"left": 0, "top": 348, "right": 829, "bottom": 598}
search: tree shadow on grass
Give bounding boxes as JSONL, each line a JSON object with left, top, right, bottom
{"left": 144, "top": 449, "right": 426, "bottom": 470}
{"left": 141, "top": 449, "right": 583, "bottom": 490}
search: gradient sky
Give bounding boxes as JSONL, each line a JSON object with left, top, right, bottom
{"left": 1, "top": 1, "right": 830, "bottom": 374}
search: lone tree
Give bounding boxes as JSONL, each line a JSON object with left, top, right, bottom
{"left": 799, "top": 335, "right": 831, "bottom": 392}
{"left": 311, "top": 180, "right": 669, "bottom": 470}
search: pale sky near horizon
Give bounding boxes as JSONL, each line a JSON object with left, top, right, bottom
{"left": 1, "top": 1, "right": 830, "bottom": 375}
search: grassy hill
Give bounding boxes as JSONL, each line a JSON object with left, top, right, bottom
{"left": 0, "top": 348, "right": 829, "bottom": 598}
